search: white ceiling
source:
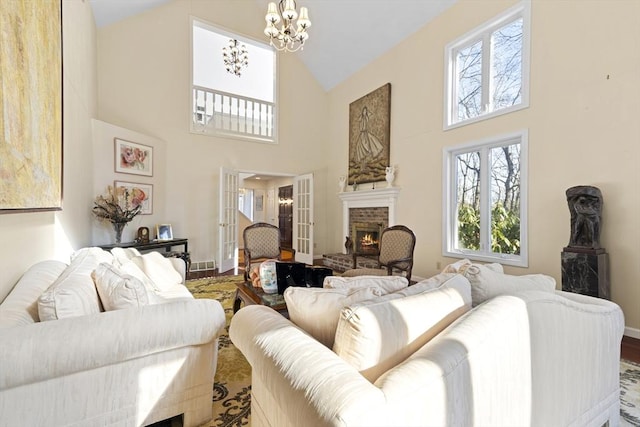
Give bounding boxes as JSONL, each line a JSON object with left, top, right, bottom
{"left": 89, "top": 0, "right": 457, "bottom": 91}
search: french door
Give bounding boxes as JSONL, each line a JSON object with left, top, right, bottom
{"left": 218, "top": 167, "right": 239, "bottom": 274}
{"left": 219, "top": 169, "right": 313, "bottom": 272}
{"left": 293, "top": 173, "right": 314, "bottom": 265}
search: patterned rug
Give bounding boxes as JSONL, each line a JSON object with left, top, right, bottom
{"left": 621, "top": 359, "right": 640, "bottom": 426}
{"left": 186, "top": 276, "right": 640, "bottom": 427}
{"left": 186, "top": 276, "right": 251, "bottom": 427}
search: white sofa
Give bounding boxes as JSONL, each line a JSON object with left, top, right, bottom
{"left": 0, "top": 247, "right": 226, "bottom": 427}
{"left": 230, "top": 268, "right": 625, "bottom": 427}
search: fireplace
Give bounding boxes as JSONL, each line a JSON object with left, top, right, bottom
{"left": 338, "top": 187, "right": 400, "bottom": 255}
{"left": 351, "top": 222, "right": 384, "bottom": 254}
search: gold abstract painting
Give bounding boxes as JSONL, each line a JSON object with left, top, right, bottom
{"left": 0, "top": 0, "right": 62, "bottom": 211}
{"left": 348, "top": 83, "right": 391, "bottom": 185}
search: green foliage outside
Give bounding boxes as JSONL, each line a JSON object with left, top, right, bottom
{"left": 457, "top": 204, "right": 520, "bottom": 255}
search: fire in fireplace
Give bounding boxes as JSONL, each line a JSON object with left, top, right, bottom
{"left": 351, "top": 222, "right": 384, "bottom": 254}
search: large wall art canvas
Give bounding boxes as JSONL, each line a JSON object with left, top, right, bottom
{"left": 0, "top": 0, "right": 63, "bottom": 212}
{"left": 348, "top": 83, "right": 391, "bottom": 185}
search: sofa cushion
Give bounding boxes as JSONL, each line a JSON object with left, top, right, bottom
{"left": 38, "top": 248, "right": 113, "bottom": 321}
{"left": 120, "top": 258, "right": 192, "bottom": 302}
{"left": 333, "top": 274, "right": 472, "bottom": 382}
{"left": 92, "top": 263, "right": 150, "bottom": 311}
{"left": 118, "top": 260, "right": 160, "bottom": 293}
{"left": 110, "top": 247, "right": 142, "bottom": 267}
{"left": 461, "top": 263, "right": 556, "bottom": 306}
{"left": 0, "top": 261, "right": 68, "bottom": 328}
{"left": 131, "top": 251, "right": 183, "bottom": 292}
{"left": 323, "top": 275, "right": 408, "bottom": 293}
{"left": 284, "top": 286, "right": 390, "bottom": 348}
{"left": 442, "top": 258, "right": 503, "bottom": 274}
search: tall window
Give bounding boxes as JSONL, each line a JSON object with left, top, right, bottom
{"left": 191, "top": 18, "right": 277, "bottom": 143}
{"left": 444, "top": 3, "right": 530, "bottom": 129}
{"left": 443, "top": 130, "right": 528, "bottom": 266}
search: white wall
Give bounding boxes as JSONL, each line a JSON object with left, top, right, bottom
{"left": 95, "top": 0, "right": 329, "bottom": 266}
{"left": 91, "top": 120, "right": 168, "bottom": 244}
{"left": 325, "top": 0, "right": 640, "bottom": 333}
{"left": 0, "top": 1, "right": 97, "bottom": 301}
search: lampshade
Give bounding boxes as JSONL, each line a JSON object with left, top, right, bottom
{"left": 263, "top": 0, "right": 311, "bottom": 52}
{"left": 265, "top": 2, "right": 280, "bottom": 24}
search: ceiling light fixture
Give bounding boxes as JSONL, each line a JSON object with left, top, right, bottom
{"left": 264, "top": 0, "right": 311, "bottom": 53}
{"left": 222, "top": 39, "right": 249, "bottom": 77}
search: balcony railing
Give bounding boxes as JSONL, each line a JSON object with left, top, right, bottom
{"left": 192, "top": 86, "right": 275, "bottom": 142}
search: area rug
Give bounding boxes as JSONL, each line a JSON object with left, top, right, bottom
{"left": 186, "top": 275, "right": 251, "bottom": 427}
{"left": 621, "top": 359, "right": 640, "bottom": 426}
{"left": 187, "top": 276, "right": 640, "bottom": 426}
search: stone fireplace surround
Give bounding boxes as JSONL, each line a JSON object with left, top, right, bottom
{"left": 323, "top": 187, "right": 400, "bottom": 272}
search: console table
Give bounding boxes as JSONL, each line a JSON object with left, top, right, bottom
{"left": 98, "top": 238, "right": 188, "bottom": 254}
{"left": 98, "top": 238, "right": 190, "bottom": 271}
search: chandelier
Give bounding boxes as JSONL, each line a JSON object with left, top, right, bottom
{"left": 222, "top": 39, "right": 249, "bottom": 77}
{"left": 264, "top": 0, "right": 311, "bottom": 53}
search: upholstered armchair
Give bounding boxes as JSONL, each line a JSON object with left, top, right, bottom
{"left": 343, "top": 225, "right": 416, "bottom": 282}
{"left": 243, "top": 222, "right": 293, "bottom": 280}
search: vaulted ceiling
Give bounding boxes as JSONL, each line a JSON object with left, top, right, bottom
{"left": 89, "top": 0, "right": 457, "bottom": 91}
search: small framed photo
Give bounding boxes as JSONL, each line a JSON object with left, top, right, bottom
{"left": 114, "top": 138, "right": 153, "bottom": 176}
{"left": 156, "top": 224, "right": 173, "bottom": 241}
{"left": 114, "top": 181, "right": 153, "bottom": 215}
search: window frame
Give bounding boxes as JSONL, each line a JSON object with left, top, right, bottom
{"left": 190, "top": 17, "right": 279, "bottom": 144}
{"left": 442, "top": 130, "right": 529, "bottom": 267}
{"left": 443, "top": 2, "right": 530, "bottom": 130}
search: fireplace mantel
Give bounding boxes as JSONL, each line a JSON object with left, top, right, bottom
{"left": 338, "top": 187, "right": 400, "bottom": 253}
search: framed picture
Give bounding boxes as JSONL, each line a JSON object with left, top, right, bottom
{"left": 0, "top": 0, "right": 62, "bottom": 212}
{"left": 156, "top": 224, "right": 173, "bottom": 241}
{"left": 348, "top": 83, "right": 391, "bottom": 185}
{"left": 255, "top": 195, "right": 264, "bottom": 211}
{"left": 114, "top": 138, "right": 153, "bottom": 177}
{"left": 114, "top": 181, "right": 153, "bottom": 215}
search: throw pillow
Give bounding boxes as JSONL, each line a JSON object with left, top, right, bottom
{"left": 442, "top": 258, "right": 504, "bottom": 274}
{"left": 131, "top": 251, "right": 183, "bottom": 292}
{"left": 119, "top": 260, "right": 160, "bottom": 293}
{"left": 284, "top": 286, "right": 388, "bottom": 348}
{"left": 333, "top": 274, "right": 472, "bottom": 382}
{"left": 38, "top": 247, "right": 113, "bottom": 321}
{"left": 323, "top": 275, "right": 408, "bottom": 293}
{"left": 110, "top": 247, "right": 142, "bottom": 267}
{"left": 92, "top": 263, "right": 149, "bottom": 311}
{"left": 461, "top": 263, "right": 556, "bottom": 306}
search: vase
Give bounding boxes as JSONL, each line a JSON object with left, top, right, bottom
{"left": 113, "top": 222, "right": 126, "bottom": 244}
{"left": 385, "top": 166, "right": 395, "bottom": 188}
{"left": 338, "top": 176, "right": 347, "bottom": 193}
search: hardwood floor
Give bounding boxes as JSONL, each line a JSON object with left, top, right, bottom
{"left": 622, "top": 335, "right": 640, "bottom": 363}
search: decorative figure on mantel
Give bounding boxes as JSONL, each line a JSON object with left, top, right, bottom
{"left": 338, "top": 176, "right": 347, "bottom": 193}
{"left": 566, "top": 185, "right": 603, "bottom": 249}
{"left": 385, "top": 165, "right": 396, "bottom": 188}
{"left": 92, "top": 185, "right": 145, "bottom": 244}
{"left": 345, "top": 236, "right": 353, "bottom": 254}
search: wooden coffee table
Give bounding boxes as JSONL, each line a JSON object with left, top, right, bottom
{"left": 233, "top": 280, "right": 287, "bottom": 315}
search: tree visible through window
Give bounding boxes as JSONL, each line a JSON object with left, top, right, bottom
{"left": 446, "top": 3, "right": 529, "bottom": 128}
{"left": 444, "top": 131, "right": 528, "bottom": 266}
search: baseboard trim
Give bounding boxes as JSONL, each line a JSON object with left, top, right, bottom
{"left": 624, "top": 326, "right": 640, "bottom": 340}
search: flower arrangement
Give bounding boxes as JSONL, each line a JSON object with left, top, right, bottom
{"left": 93, "top": 186, "right": 147, "bottom": 243}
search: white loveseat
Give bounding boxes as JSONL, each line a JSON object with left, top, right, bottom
{"left": 230, "top": 266, "right": 625, "bottom": 427}
{"left": 0, "top": 247, "right": 226, "bottom": 427}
